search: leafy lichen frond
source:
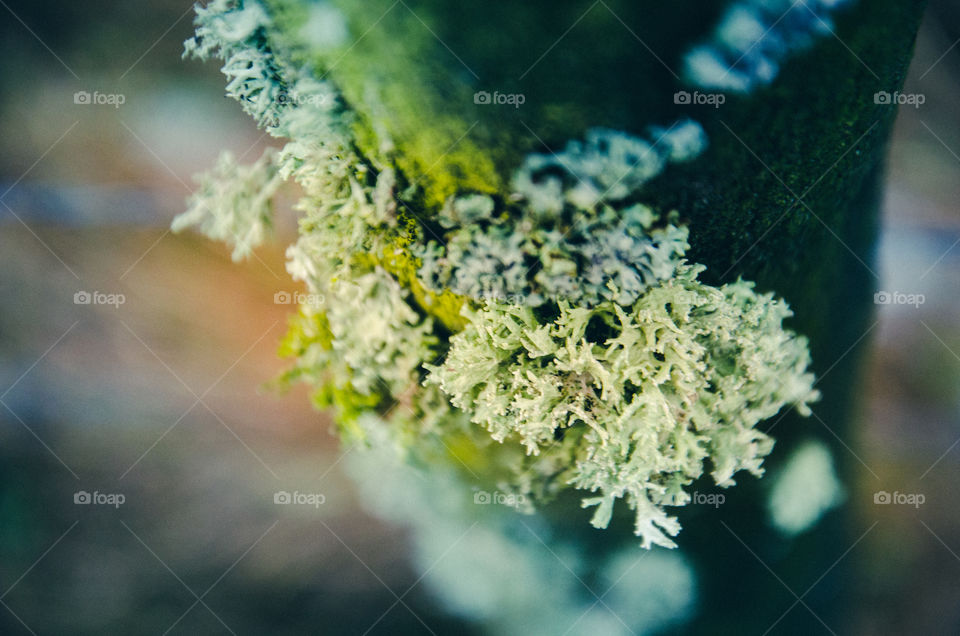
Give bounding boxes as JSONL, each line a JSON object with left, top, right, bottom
{"left": 427, "top": 265, "right": 818, "bottom": 548}
{"left": 416, "top": 122, "right": 706, "bottom": 309}
{"left": 172, "top": 147, "right": 282, "bottom": 261}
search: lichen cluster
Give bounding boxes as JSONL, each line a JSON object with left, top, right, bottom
{"left": 684, "top": 0, "right": 854, "bottom": 92}
{"left": 173, "top": 148, "right": 282, "bottom": 260}
{"left": 417, "top": 123, "right": 705, "bottom": 309}
{"left": 429, "top": 265, "right": 817, "bottom": 547}
{"left": 176, "top": 0, "right": 819, "bottom": 549}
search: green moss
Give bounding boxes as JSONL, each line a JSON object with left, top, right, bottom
{"left": 319, "top": 0, "right": 719, "bottom": 211}
{"left": 311, "top": 381, "right": 383, "bottom": 435}
{"left": 260, "top": 0, "right": 309, "bottom": 49}
{"left": 277, "top": 306, "right": 333, "bottom": 357}
{"left": 314, "top": 0, "right": 505, "bottom": 208}
{"left": 275, "top": 308, "right": 385, "bottom": 430}
{"left": 377, "top": 240, "right": 468, "bottom": 333}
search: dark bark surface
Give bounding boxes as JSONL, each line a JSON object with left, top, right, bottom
{"left": 322, "top": 1, "right": 928, "bottom": 632}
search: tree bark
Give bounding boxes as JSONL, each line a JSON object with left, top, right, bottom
{"left": 319, "top": 0, "right": 927, "bottom": 631}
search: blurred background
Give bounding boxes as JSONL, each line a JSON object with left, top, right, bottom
{"left": 0, "top": 0, "right": 958, "bottom": 634}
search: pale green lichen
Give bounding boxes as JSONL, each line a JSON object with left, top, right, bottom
{"left": 279, "top": 171, "right": 441, "bottom": 428}
{"left": 180, "top": 0, "right": 821, "bottom": 551}
{"left": 325, "top": 271, "right": 436, "bottom": 397}
{"left": 512, "top": 122, "right": 706, "bottom": 216}
{"left": 418, "top": 202, "right": 690, "bottom": 308}
{"left": 184, "top": 0, "right": 286, "bottom": 128}
{"left": 767, "top": 439, "right": 845, "bottom": 535}
{"left": 684, "top": 0, "right": 855, "bottom": 92}
{"left": 275, "top": 269, "right": 437, "bottom": 434}
{"left": 428, "top": 265, "right": 818, "bottom": 548}
{"left": 416, "top": 122, "right": 704, "bottom": 308}
{"left": 172, "top": 148, "right": 283, "bottom": 261}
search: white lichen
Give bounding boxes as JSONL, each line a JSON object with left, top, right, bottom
{"left": 179, "top": 0, "right": 822, "bottom": 553}
{"left": 768, "top": 439, "right": 844, "bottom": 535}
{"left": 172, "top": 148, "right": 282, "bottom": 261}
{"left": 684, "top": 0, "right": 854, "bottom": 92}
{"left": 428, "top": 265, "right": 819, "bottom": 548}
{"left": 416, "top": 118, "right": 705, "bottom": 309}
{"left": 512, "top": 122, "right": 706, "bottom": 214}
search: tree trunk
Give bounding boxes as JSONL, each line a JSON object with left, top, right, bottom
{"left": 318, "top": 0, "right": 927, "bottom": 631}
